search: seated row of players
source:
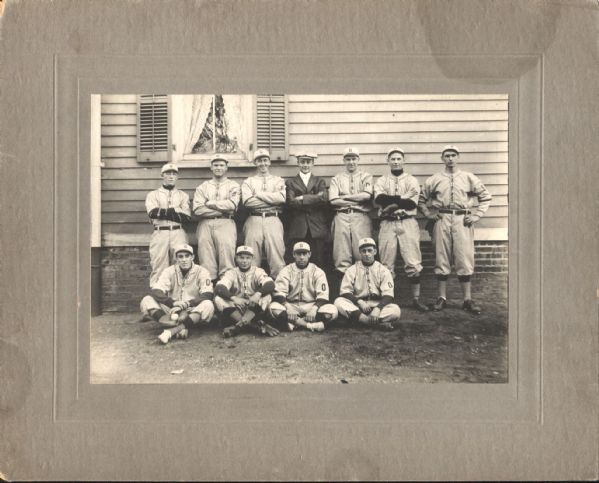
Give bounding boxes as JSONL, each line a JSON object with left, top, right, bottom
{"left": 140, "top": 238, "right": 401, "bottom": 344}
{"left": 145, "top": 144, "right": 492, "bottom": 319}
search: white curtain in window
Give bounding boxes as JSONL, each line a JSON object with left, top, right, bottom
{"left": 183, "top": 95, "right": 213, "bottom": 154}
{"left": 223, "top": 95, "right": 251, "bottom": 158}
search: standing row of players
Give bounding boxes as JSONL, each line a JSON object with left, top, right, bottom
{"left": 141, "top": 145, "right": 492, "bottom": 343}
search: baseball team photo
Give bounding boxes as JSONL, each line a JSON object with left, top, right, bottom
{"left": 90, "top": 93, "right": 509, "bottom": 384}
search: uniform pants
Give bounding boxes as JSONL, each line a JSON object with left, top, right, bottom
{"left": 433, "top": 214, "right": 475, "bottom": 276}
{"left": 196, "top": 218, "right": 237, "bottom": 280}
{"left": 148, "top": 228, "right": 188, "bottom": 287}
{"left": 269, "top": 301, "right": 338, "bottom": 321}
{"left": 332, "top": 211, "right": 372, "bottom": 273}
{"left": 334, "top": 297, "right": 401, "bottom": 324}
{"left": 214, "top": 294, "right": 272, "bottom": 314}
{"left": 243, "top": 215, "right": 285, "bottom": 278}
{"left": 378, "top": 218, "right": 423, "bottom": 278}
{"left": 140, "top": 296, "right": 215, "bottom": 327}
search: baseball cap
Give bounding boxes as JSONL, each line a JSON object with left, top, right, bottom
{"left": 174, "top": 243, "right": 194, "bottom": 256}
{"left": 342, "top": 146, "right": 360, "bottom": 158}
{"left": 441, "top": 145, "right": 460, "bottom": 155}
{"left": 358, "top": 237, "right": 377, "bottom": 249}
{"left": 236, "top": 245, "right": 254, "bottom": 256}
{"left": 293, "top": 242, "right": 311, "bottom": 253}
{"left": 253, "top": 148, "right": 270, "bottom": 161}
{"left": 210, "top": 156, "right": 228, "bottom": 164}
{"left": 295, "top": 152, "right": 318, "bottom": 160}
{"left": 160, "top": 163, "right": 179, "bottom": 174}
{"left": 387, "top": 147, "right": 405, "bottom": 158}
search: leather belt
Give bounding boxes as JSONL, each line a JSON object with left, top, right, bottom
{"left": 381, "top": 214, "right": 414, "bottom": 221}
{"left": 251, "top": 212, "right": 280, "bottom": 218}
{"left": 439, "top": 208, "right": 470, "bottom": 215}
{"left": 204, "top": 215, "right": 234, "bottom": 220}
{"left": 337, "top": 208, "right": 365, "bottom": 215}
{"left": 154, "top": 225, "right": 181, "bottom": 231}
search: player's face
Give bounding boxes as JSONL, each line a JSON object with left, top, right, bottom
{"left": 298, "top": 157, "right": 314, "bottom": 174}
{"left": 162, "top": 170, "right": 178, "bottom": 187}
{"left": 442, "top": 151, "right": 459, "bottom": 169}
{"left": 293, "top": 250, "right": 311, "bottom": 268}
{"left": 210, "top": 160, "right": 228, "bottom": 178}
{"left": 236, "top": 253, "right": 253, "bottom": 270}
{"left": 387, "top": 152, "right": 405, "bottom": 171}
{"left": 175, "top": 251, "right": 194, "bottom": 270}
{"left": 343, "top": 154, "right": 359, "bottom": 173}
{"left": 359, "top": 246, "right": 377, "bottom": 264}
{"left": 254, "top": 156, "right": 271, "bottom": 174}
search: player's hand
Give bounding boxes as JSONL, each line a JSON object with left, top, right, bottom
{"left": 296, "top": 195, "right": 304, "bottom": 202}
{"left": 261, "top": 323, "right": 280, "bottom": 337}
{"left": 170, "top": 305, "right": 183, "bottom": 313}
{"left": 305, "top": 306, "right": 318, "bottom": 322}
{"left": 368, "top": 314, "right": 380, "bottom": 324}
{"left": 248, "top": 292, "right": 262, "bottom": 309}
{"left": 463, "top": 214, "right": 480, "bottom": 227}
{"left": 427, "top": 212, "right": 442, "bottom": 221}
{"left": 287, "top": 312, "right": 299, "bottom": 322}
{"left": 172, "top": 301, "right": 187, "bottom": 310}
{"left": 381, "top": 204, "right": 399, "bottom": 215}
{"left": 231, "top": 296, "right": 248, "bottom": 312}
{"left": 358, "top": 300, "right": 372, "bottom": 314}
{"left": 205, "top": 201, "right": 218, "bottom": 210}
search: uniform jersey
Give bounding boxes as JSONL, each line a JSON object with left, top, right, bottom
{"left": 152, "top": 263, "right": 213, "bottom": 303}
{"left": 241, "top": 174, "right": 286, "bottom": 214}
{"left": 340, "top": 261, "right": 395, "bottom": 300}
{"left": 145, "top": 187, "right": 191, "bottom": 227}
{"left": 328, "top": 170, "right": 374, "bottom": 213}
{"left": 193, "top": 178, "right": 240, "bottom": 218}
{"left": 418, "top": 169, "right": 492, "bottom": 217}
{"left": 216, "top": 266, "right": 273, "bottom": 298}
{"left": 374, "top": 172, "right": 420, "bottom": 217}
{"left": 274, "top": 263, "right": 330, "bottom": 303}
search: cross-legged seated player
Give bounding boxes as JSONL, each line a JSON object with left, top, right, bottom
{"left": 139, "top": 244, "right": 215, "bottom": 344}
{"left": 269, "top": 242, "right": 338, "bottom": 332}
{"left": 213, "top": 245, "right": 279, "bottom": 338}
{"left": 334, "top": 238, "right": 401, "bottom": 331}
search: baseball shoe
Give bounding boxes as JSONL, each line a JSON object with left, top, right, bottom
{"left": 462, "top": 299, "right": 482, "bottom": 315}
{"left": 176, "top": 328, "right": 189, "bottom": 339}
{"left": 223, "top": 326, "right": 239, "bottom": 338}
{"left": 433, "top": 297, "right": 447, "bottom": 311}
{"left": 287, "top": 323, "right": 295, "bottom": 332}
{"left": 158, "top": 330, "right": 172, "bottom": 344}
{"left": 412, "top": 298, "right": 429, "bottom": 312}
{"left": 306, "top": 322, "right": 325, "bottom": 332}
{"left": 379, "top": 321, "right": 395, "bottom": 331}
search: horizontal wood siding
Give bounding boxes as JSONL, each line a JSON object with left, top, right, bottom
{"left": 100, "top": 94, "right": 509, "bottom": 245}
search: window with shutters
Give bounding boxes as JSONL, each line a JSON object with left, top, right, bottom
{"left": 137, "top": 94, "right": 170, "bottom": 162}
{"left": 165, "top": 94, "right": 288, "bottom": 166}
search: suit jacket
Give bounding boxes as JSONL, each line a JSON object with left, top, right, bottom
{"left": 285, "top": 174, "right": 329, "bottom": 239}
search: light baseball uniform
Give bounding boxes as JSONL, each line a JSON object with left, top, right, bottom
{"left": 140, "top": 263, "right": 215, "bottom": 324}
{"left": 334, "top": 260, "right": 401, "bottom": 323}
{"left": 418, "top": 170, "right": 492, "bottom": 276}
{"left": 374, "top": 173, "right": 423, "bottom": 278}
{"left": 241, "top": 174, "right": 286, "bottom": 278}
{"left": 269, "top": 263, "right": 338, "bottom": 320}
{"left": 193, "top": 178, "right": 240, "bottom": 280}
{"left": 145, "top": 187, "right": 191, "bottom": 286}
{"left": 329, "top": 170, "right": 374, "bottom": 272}
{"left": 214, "top": 266, "right": 274, "bottom": 313}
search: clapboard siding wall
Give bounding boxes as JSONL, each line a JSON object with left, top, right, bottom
{"left": 100, "top": 94, "right": 509, "bottom": 246}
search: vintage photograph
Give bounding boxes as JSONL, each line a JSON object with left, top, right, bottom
{"left": 90, "top": 93, "right": 508, "bottom": 383}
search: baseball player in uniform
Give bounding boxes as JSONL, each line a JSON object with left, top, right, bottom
{"left": 193, "top": 156, "right": 240, "bottom": 281}
{"left": 214, "top": 245, "right": 279, "bottom": 338}
{"left": 418, "top": 145, "right": 492, "bottom": 314}
{"left": 269, "top": 242, "right": 338, "bottom": 332}
{"left": 241, "top": 148, "right": 286, "bottom": 278}
{"left": 334, "top": 238, "right": 401, "bottom": 331}
{"left": 284, "top": 152, "right": 329, "bottom": 268}
{"left": 139, "top": 244, "right": 215, "bottom": 344}
{"left": 145, "top": 163, "right": 191, "bottom": 286}
{"left": 329, "top": 147, "right": 374, "bottom": 274}
{"left": 374, "top": 147, "right": 429, "bottom": 312}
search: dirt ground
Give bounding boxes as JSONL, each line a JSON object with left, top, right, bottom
{"left": 91, "top": 273, "right": 508, "bottom": 384}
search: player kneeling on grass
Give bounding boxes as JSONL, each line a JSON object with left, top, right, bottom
{"left": 334, "top": 238, "right": 401, "bottom": 331}
{"left": 269, "top": 242, "right": 338, "bottom": 332}
{"left": 139, "top": 244, "right": 215, "bottom": 344}
{"left": 214, "top": 245, "right": 279, "bottom": 338}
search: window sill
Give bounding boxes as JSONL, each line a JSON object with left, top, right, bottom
{"left": 175, "top": 154, "right": 289, "bottom": 169}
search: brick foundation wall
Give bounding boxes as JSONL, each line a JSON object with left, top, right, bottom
{"left": 100, "top": 241, "right": 508, "bottom": 313}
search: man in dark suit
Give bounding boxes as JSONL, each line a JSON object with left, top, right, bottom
{"left": 284, "top": 152, "right": 329, "bottom": 269}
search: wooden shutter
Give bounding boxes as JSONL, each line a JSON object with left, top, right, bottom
{"left": 137, "top": 94, "right": 170, "bottom": 162}
{"left": 255, "top": 94, "right": 288, "bottom": 161}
